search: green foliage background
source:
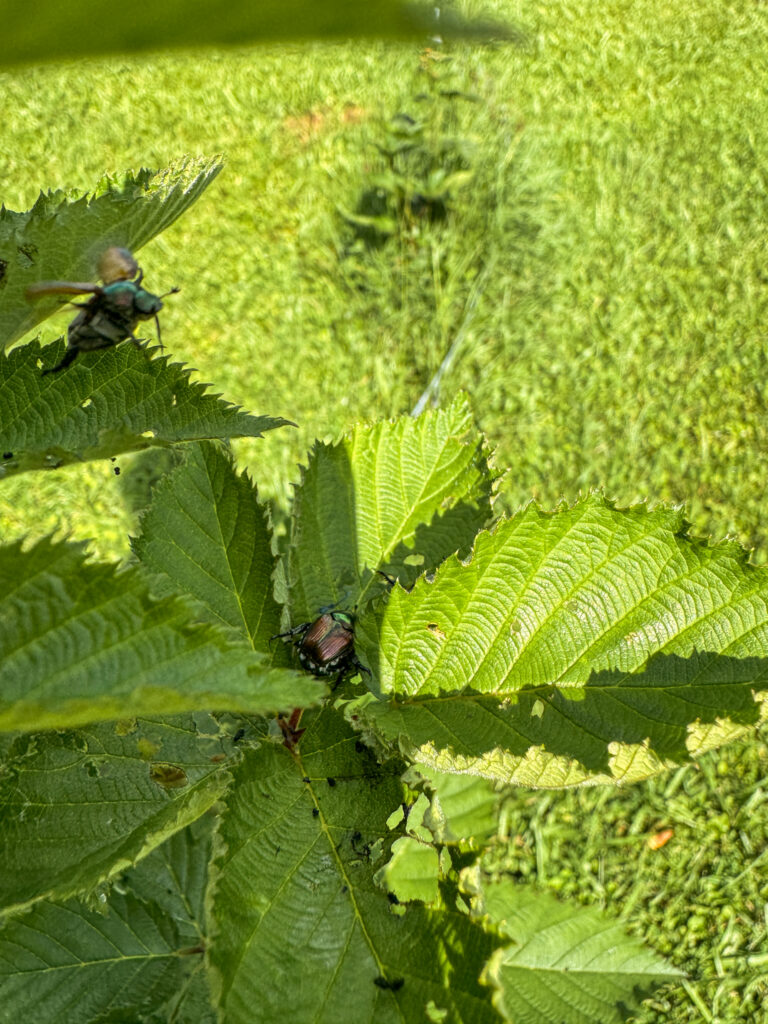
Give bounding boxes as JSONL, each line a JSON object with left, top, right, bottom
{"left": 2, "top": 0, "right": 768, "bottom": 1020}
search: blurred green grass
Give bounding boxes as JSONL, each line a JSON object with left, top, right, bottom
{"left": 4, "top": 0, "right": 768, "bottom": 561}
{"left": 2, "top": 1, "right": 768, "bottom": 1018}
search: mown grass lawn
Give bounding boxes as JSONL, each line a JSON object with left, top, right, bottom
{"left": 2, "top": 1, "right": 767, "bottom": 1018}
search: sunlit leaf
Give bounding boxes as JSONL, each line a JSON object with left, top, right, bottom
{"left": 0, "top": 158, "right": 221, "bottom": 346}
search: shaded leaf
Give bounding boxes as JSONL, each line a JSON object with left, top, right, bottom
{"left": 208, "top": 708, "right": 502, "bottom": 1024}
{"left": 0, "top": 715, "right": 231, "bottom": 915}
{"left": 0, "top": 340, "right": 291, "bottom": 476}
{"left": 0, "top": 893, "right": 188, "bottom": 1024}
{"left": 0, "top": 537, "right": 324, "bottom": 732}
{"left": 0, "top": 816, "right": 216, "bottom": 1024}
{"left": 2, "top": 2, "right": 515, "bottom": 68}
{"left": 122, "top": 815, "right": 218, "bottom": 1024}
{"left": 0, "top": 158, "right": 220, "bottom": 346}
{"left": 133, "top": 441, "right": 287, "bottom": 660}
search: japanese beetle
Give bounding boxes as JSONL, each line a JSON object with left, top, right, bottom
{"left": 273, "top": 610, "right": 362, "bottom": 678}
{"left": 26, "top": 246, "right": 179, "bottom": 375}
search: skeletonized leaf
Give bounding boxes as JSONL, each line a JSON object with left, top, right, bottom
{"left": 465, "top": 873, "right": 681, "bottom": 1024}
{"left": 0, "top": 715, "right": 233, "bottom": 915}
{"left": 0, "top": 537, "right": 324, "bottom": 732}
{"left": 288, "top": 395, "right": 494, "bottom": 622}
{"left": 354, "top": 497, "right": 768, "bottom": 786}
{"left": 0, "top": 158, "right": 221, "bottom": 346}
{"left": 0, "top": 340, "right": 292, "bottom": 475}
{"left": 207, "top": 708, "right": 502, "bottom": 1024}
{"left": 0, "top": 817, "right": 215, "bottom": 1024}
{"left": 2, "top": 2, "right": 515, "bottom": 68}
{"left": 133, "top": 441, "right": 287, "bottom": 660}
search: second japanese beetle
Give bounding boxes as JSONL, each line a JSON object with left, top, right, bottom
{"left": 273, "top": 610, "right": 363, "bottom": 678}
{"left": 26, "top": 247, "right": 179, "bottom": 375}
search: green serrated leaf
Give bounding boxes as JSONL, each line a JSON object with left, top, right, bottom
{"left": 123, "top": 815, "right": 218, "bottom": 1024}
{"left": 125, "top": 812, "right": 214, "bottom": 939}
{"left": 0, "top": 892, "right": 188, "bottom": 1024}
{"left": 406, "top": 764, "right": 501, "bottom": 844}
{"left": 355, "top": 496, "right": 768, "bottom": 786}
{"left": 0, "top": 536, "right": 324, "bottom": 732}
{"left": 0, "top": 158, "right": 221, "bottom": 346}
{"left": 133, "top": 441, "right": 288, "bottom": 660}
{"left": 466, "top": 874, "right": 681, "bottom": 1024}
{"left": 0, "top": 816, "right": 215, "bottom": 1024}
{"left": 288, "top": 395, "right": 494, "bottom": 622}
{"left": 208, "top": 708, "right": 502, "bottom": 1024}
{"left": 2, "top": 2, "right": 515, "bottom": 68}
{"left": 375, "top": 834, "right": 440, "bottom": 904}
{"left": 0, "top": 339, "right": 291, "bottom": 475}
{"left": 0, "top": 715, "right": 231, "bottom": 916}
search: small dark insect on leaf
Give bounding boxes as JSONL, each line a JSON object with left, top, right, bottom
{"left": 26, "top": 246, "right": 179, "bottom": 375}
{"left": 327, "top": 777, "right": 337, "bottom": 787}
{"left": 312, "top": 807, "right": 320, "bottom": 817}
{"left": 233, "top": 728, "right": 246, "bottom": 743}
{"left": 2, "top": 452, "right": 13, "bottom": 460}
{"left": 113, "top": 467, "right": 121, "bottom": 476}
{"left": 374, "top": 976, "right": 404, "bottom": 991}
{"left": 303, "top": 776, "right": 311, "bottom": 783}
{"left": 387, "top": 892, "right": 400, "bottom": 905}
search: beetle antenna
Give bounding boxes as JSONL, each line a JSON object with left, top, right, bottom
{"left": 159, "top": 286, "right": 180, "bottom": 299}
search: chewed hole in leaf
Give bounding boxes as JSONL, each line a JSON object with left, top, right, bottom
{"left": 404, "top": 553, "right": 425, "bottom": 566}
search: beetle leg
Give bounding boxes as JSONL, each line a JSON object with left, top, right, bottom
{"left": 353, "top": 656, "right": 371, "bottom": 678}
{"left": 42, "top": 346, "right": 79, "bottom": 375}
{"left": 271, "top": 623, "right": 310, "bottom": 641}
{"left": 151, "top": 315, "right": 164, "bottom": 352}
